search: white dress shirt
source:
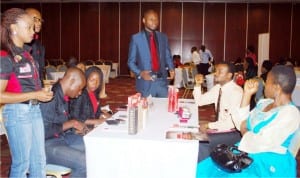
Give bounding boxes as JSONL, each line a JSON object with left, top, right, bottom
{"left": 192, "top": 51, "right": 201, "bottom": 65}
{"left": 199, "top": 49, "right": 213, "bottom": 64}
{"left": 193, "top": 80, "right": 243, "bottom": 131}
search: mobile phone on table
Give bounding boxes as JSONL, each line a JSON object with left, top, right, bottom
{"left": 106, "top": 120, "right": 120, "bottom": 125}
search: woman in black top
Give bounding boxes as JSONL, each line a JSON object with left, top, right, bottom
{"left": 70, "top": 66, "right": 111, "bottom": 128}
{"left": 244, "top": 57, "right": 258, "bottom": 80}
{"left": 0, "top": 8, "right": 53, "bottom": 177}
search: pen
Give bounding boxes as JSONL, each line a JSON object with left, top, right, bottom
{"left": 179, "top": 101, "right": 195, "bottom": 104}
{"left": 173, "top": 125, "right": 199, "bottom": 129}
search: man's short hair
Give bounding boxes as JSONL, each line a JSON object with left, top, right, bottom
{"left": 143, "top": 9, "right": 157, "bottom": 18}
{"left": 270, "top": 65, "right": 296, "bottom": 94}
{"left": 219, "top": 61, "right": 235, "bottom": 79}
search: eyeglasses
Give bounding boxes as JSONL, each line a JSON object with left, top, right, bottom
{"left": 33, "top": 17, "right": 44, "bottom": 23}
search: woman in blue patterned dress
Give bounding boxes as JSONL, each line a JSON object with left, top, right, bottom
{"left": 196, "top": 65, "right": 300, "bottom": 177}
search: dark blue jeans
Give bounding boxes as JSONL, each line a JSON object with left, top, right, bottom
{"left": 45, "top": 132, "right": 86, "bottom": 178}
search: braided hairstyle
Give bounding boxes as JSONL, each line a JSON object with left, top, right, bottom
{"left": 1, "top": 8, "right": 27, "bottom": 56}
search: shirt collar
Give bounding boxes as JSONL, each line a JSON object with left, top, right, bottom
{"left": 220, "top": 80, "right": 235, "bottom": 90}
{"left": 64, "top": 95, "right": 70, "bottom": 102}
{"left": 34, "top": 33, "right": 39, "bottom": 40}
{"left": 12, "top": 44, "right": 31, "bottom": 54}
{"left": 144, "top": 29, "right": 156, "bottom": 37}
{"left": 53, "top": 82, "right": 70, "bottom": 102}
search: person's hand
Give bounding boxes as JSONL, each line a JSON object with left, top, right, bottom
{"left": 34, "top": 89, "right": 53, "bottom": 102}
{"left": 101, "top": 112, "right": 112, "bottom": 120}
{"left": 72, "top": 120, "right": 86, "bottom": 134}
{"left": 140, "top": 70, "right": 153, "bottom": 81}
{"left": 102, "top": 109, "right": 113, "bottom": 115}
{"left": 195, "top": 74, "right": 204, "bottom": 86}
{"left": 167, "top": 70, "right": 175, "bottom": 80}
{"left": 95, "top": 118, "right": 106, "bottom": 125}
{"left": 243, "top": 78, "right": 259, "bottom": 96}
{"left": 199, "top": 123, "right": 208, "bottom": 133}
{"left": 181, "top": 132, "right": 192, "bottom": 140}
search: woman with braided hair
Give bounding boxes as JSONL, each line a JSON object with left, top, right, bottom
{"left": 0, "top": 8, "right": 53, "bottom": 177}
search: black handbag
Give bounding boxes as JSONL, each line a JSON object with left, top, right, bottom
{"left": 210, "top": 144, "right": 253, "bottom": 173}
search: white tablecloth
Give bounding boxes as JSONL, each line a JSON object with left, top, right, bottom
{"left": 84, "top": 98, "right": 199, "bottom": 178}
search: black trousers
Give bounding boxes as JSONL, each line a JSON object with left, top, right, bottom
{"left": 199, "top": 63, "right": 210, "bottom": 76}
{"left": 197, "top": 130, "right": 242, "bottom": 162}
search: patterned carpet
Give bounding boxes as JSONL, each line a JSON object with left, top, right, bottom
{"left": 0, "top": 76, "right": 299, "bottom": 177}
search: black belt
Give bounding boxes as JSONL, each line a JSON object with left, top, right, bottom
{"left": 21, "top": 99, "right": 39, "bottom": 105}
{"left": 151, "top": 72, "right": 163, "bottom": 79}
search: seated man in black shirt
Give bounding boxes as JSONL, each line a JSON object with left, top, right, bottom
{"left": 40, "top": 67, "right": 87, "bottom": 178}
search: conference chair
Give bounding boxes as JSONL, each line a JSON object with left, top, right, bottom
{"left": 182, "top": 66, "right": 197, "bottom": 98}
{"left": 45, "top": 65, "right": 57, "bottom": 80}
{"left": 56, "top": 64, "right": 68, "bottom": 72}
{"left": 104, "top": 60, "right": 117, "bottom": 78}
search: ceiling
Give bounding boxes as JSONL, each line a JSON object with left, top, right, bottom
{"left": 1, "top": 0, "right": 300, "bottom": 3}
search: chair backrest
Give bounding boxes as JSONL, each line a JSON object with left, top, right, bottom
{"left": 104, "top": 60, "right": 113, "bottom": 70}
{"left": 56, "top": 64, "right": 68, "bottom": 72}
{"left": 95, "top": 60, "right": 105, "bottom": 65}
{"left": 48, "top": 59, "right": 64, "bottom": 67}
{"left": 45, "top": 65, "right": 58, "bottom": 80}
{"left": 182, "top": 66, "right": 197, "bottom": 89}
{"left": 84, "top": 60, "right": 95, "bottom": 66}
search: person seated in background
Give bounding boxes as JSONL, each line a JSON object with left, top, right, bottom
{"left": 70, "top": 66, "right": 111, "bottom": 129}
{"left": 234, "top": 61, "right": 245, "bottom": 87}
{"left": 244, "top": 57, "right": 258, "bottom": 109}
{"left": 252, "top": 60, "right": 274, "bottom": 104}
{"left": 67, "top": 56, "right": 86, "bottom": 72}
{"left": 173, "top": 55, "right": 183, "bottom": 68}
{"left": 191, "top": 46, "right": 201, "bottom": 73}
{"left": 40, "top": 67, "right": 87, "bottom": 178}
{"left": 244, "top": 57, "right": 258, "bottom": 80}
{"left": 285, "top": 57, "right": 296, "bottom": 67}
{"left": 277, "top": 57, "right": 295, "bottom": 67}
{"left": 193, "top": 61, "right": 243, "bottom": 161}
{"left": 260, "top": 60, "right": 273, "bottom": 82}
{"left": 245, "top": 45, "right": 257, "bottom": 66}
{"left": 196, "top": 65, "right": 300, "bottom": 177}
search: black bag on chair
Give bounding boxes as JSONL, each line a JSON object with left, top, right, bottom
{"left": 210, "top": 144, "right": 253, "bottom": 173}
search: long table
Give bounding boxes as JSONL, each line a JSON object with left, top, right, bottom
{"left": 84, "top": 98, "right": 199, "bottom": 178}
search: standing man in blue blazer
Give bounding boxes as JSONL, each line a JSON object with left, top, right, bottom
{"left": 128, "top": 9, "right": 175, "bottom": 97}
